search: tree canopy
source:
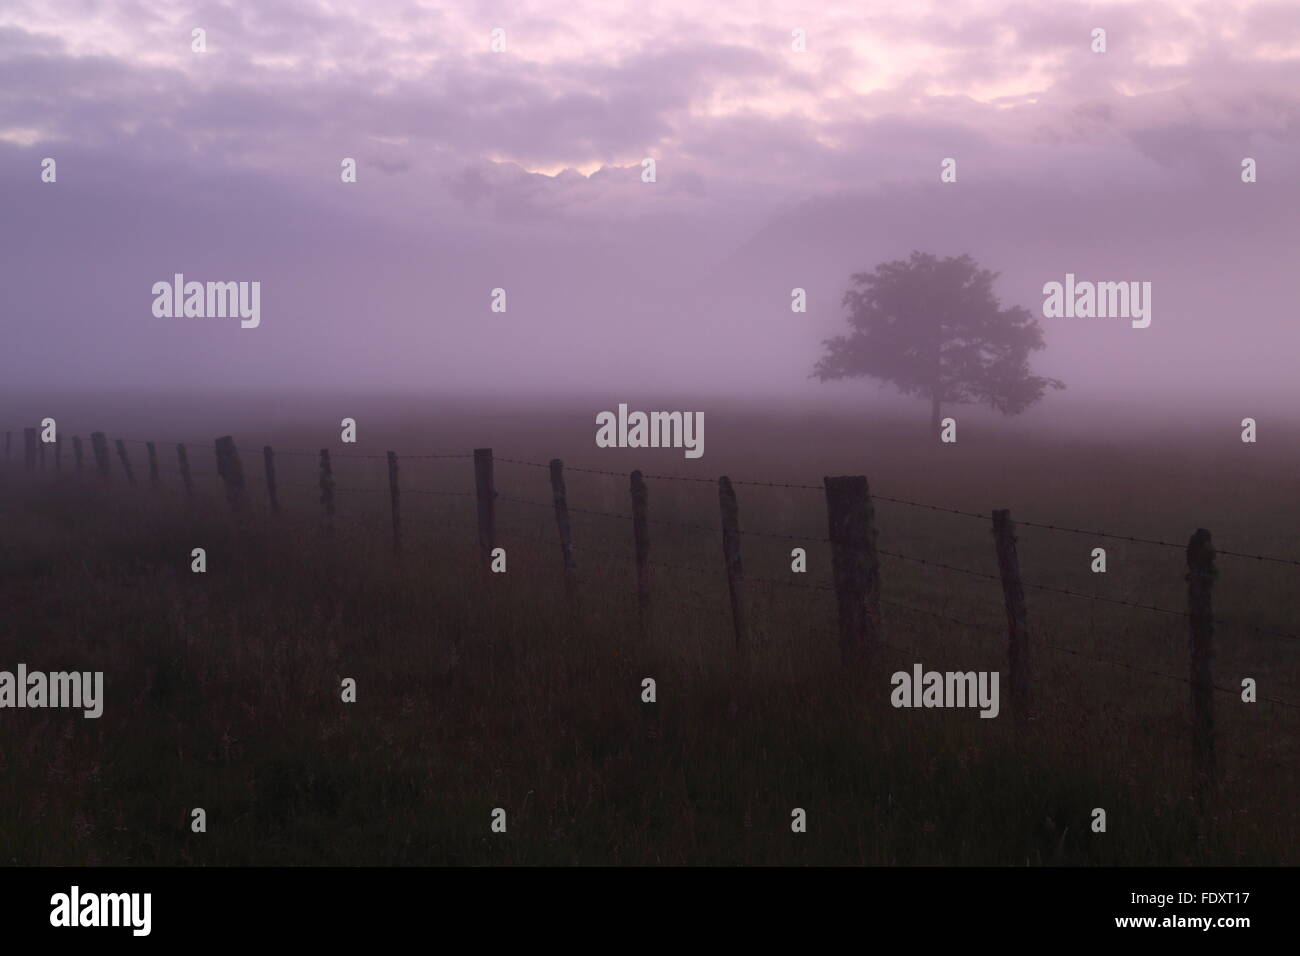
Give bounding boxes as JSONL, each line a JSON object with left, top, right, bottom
{"left": 813, "top": 252, "right": 1064, "bottom": 427}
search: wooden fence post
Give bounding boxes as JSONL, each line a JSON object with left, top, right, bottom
{"left": 90, "top": 432, "right": 110, "bottom": 480}
{"left": 631, "top": 470, "right": 651, "bottom": 634}
{"left": 214, "top": 436, "right": 245, "bottom": 511}
{"left": 263, "top": 446, "right": 280, "bottom": 516}
{"left": 549, "top": 458, "right": 577, "bottom": 570}
{"left": 992, "top": 509, "right": 1031, "bottom": 724}
{"left": 72, "top": 436, "right": 83, "bottom": 474}
{"left": 1186, "top": 528, "right": 1216, "bottom": 788}
{"left": 176, "top": 444, "right": 193, "bottom": 498}
{"left": 318, "top": 449, "right": 335, "bottom": 534}
{"left": 387, "top": 451, "right": 401, "bottom": 556}
{"left": 23, "top": 427, "right": 36, "bottom": 471}
{"left": 823, "top": 475, "right": 880, "bottom": 667}
{"left": 146, "top": 441, "right": 160, "bottom": 489}
{"left": 473, "top": 448, "right": 495, "bottom": 567}
{"left": 718, "top": 476, "right": 750, "bottom": 672}
{"left": 115, "top": 440, "right": 137, "bottom": 486}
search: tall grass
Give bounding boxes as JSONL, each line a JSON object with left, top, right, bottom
{"left": 0, "top": 430, "right": 1295, "bottom": 865}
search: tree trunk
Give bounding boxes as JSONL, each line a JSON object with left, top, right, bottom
{"left": 930, "top": 332, "right": 944, "bottom": 431}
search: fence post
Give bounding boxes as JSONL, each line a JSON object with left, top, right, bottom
{"left": 823, "top": 475, "right": 880, "bottom": 667}
{"left": 72, "top": 436, "right": 83, "bottom": 474}
{"left": 146, "top": 441, "right": 160, "bottom": 489}
{"left": 1186, "top": 528, "right": 1216, "bottom": 789}
{"left": 473, "top": 448, "right": 495, "bottom": 567}
{"left": 23, "top": 427, "right": 36, "bottom": 471}
{"left": 176, "top": 444, "right": 193, "bottom": 498}
{"left": 387, "top": 451, "right": 401, "bottom": 556}
{"left": 214, "top": 436, "right": 244, "bottom": 511}
{"left": 263, "top": 446, "right": 280, "bottom": 516}
{"left": 631, "top": 470, "right": 651, "bottom": 635}
{"left": 992, "top": 509, "right": 1031, "bottom": 724}
{"left": 115, "top": 440, "right": 137, "bottom": 486}
{"left": 549, "top": 458, "right": 577, "bottom": 573}
{"left": 90, "top": 432, "right": 110, "bottom": 480}
{"left": 719, "top": 476, "right": 750, "bottom": 673}
{"left": 318, "top": 449, "right": 335, "bottom": 534}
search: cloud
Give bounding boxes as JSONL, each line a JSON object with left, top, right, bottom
{"left": 3, "top": 0, "right": 1299, "bottom": 406}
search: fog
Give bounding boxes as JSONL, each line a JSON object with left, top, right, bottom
{"left": 3, "top": 0, "right": 1299, "bottom": 431}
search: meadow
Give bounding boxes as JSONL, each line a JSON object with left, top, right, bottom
{"left": 0, "top": 393, "right": 1296, "bottom": 865}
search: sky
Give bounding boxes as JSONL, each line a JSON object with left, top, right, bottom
{"left": 2, "top": 0, "right": 1299, "bottom": 418}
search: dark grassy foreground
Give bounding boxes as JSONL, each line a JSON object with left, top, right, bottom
{"left": 0, "top": 425, "right": 1296, "bottom": 865}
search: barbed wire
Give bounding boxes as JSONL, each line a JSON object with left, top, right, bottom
{"left": 107, "top": 437, "right": 472, "bottom": 461}
{"left": 1212, "top": 547, "right": 1300, "bottom": 568}
{"left": 1014, "top": 516, "right": 1300, "bottom": 569}
{"left": 878, "top": 597, "right": 1001, "bottom": 634}
{"left": 473, "top": 517, "right": 1294, "bottom": 705}
{"left": 872, "top": 596, "right": 1300, "bottom": 708}
{"left": 16, "top": 448, "right": 1300, "bottom": 643}
{"left": 47, "top": 436, "right": 1300, "bottom": 566}
{"left": 539, "top": 526, "right": 1300, "bottom": 708}
{"left": 13, "top": 459, "right": 1298, "bottom": 709}
{"left": 731, "top": 478, "right": 822, "bottom": 491}
{"left": 870, "top": 493, "right": 988, "bottom": 521}
{"left": 876, "top": 547, "right": 1191, "bottom": 616}
{"left": 1039, "top": 640, "right": 1298, "bottom": 708}
{"left": 498, "top": 491, "right": 841, "bottom": 543}
{"left": 303, "top": 511, "right": 1300, "bottom": 708}
{"left": 268, "top": 448, "right": 472, "bottom": 460}
{"left": 876, "top": 547, "right": 1300, "bottom": 640}
{"left": 558, "top": 525, "right": 1300, "bottom": 705}
{"left": 193, "top": 475, "right": 1300, "bottom": 644}
{"left": 14, "top": 431, "right": 1300, "bottom": 573}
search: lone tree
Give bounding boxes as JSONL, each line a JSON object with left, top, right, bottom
{"left": 813, "top": 252, "right": 1063, "bottom": 429}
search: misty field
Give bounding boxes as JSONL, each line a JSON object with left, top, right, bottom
{"left": 1, "top": 397, "right": 1297, "bottom": 865}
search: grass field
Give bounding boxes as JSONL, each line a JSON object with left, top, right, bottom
{"left": 1, "top": 395, "right": 1296, "bottom": 865}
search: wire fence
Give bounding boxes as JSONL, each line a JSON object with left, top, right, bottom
{"left": 6, "top": 427, "right": 1298, "bottom": 733}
